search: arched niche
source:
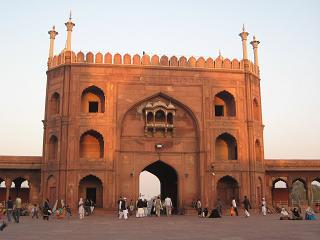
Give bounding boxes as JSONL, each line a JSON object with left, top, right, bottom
{"left": 214, "top": 91, "right": 236, "bottom": 117}
{"left": 78, "top": 175, "right": 103, "bottom": 207}
{"left": 216, "top": 176, "right": 239, "bottom": 207}
{"left": 215, "top": 133, "right": 238, "bottom": 160}
{"left": 255, "top": 140, "right": 262, "bottom": 161}
{"left": 253, "top": 98, "right": 260, "bottom": 121}
{"left": 79, "top": 130, "right": 104, "bottom": 159}
{"left": 50, "top": 92, "right": 60, "bottom": 115}
{"left": 48, "top": 135, "right": 58, "bottom": 161}
{"left": 81, "top": 86, "right": 105, "bottom": 113}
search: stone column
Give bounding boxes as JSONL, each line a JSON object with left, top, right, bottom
{"left": 250, "top": 36, "right": 260, "bottom": 66}
{"left": 65, "top": 13, "right": 75, "bottom": 51}
{"left": 239, "top": 25, "right": 249, "bottom": 60}
{"left": 48, "top": 26, "right": 58, "bottom": 59}
{"left": 5, "top": 179, "right": 12, "bottom": 201}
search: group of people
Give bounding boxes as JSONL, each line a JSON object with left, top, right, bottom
{"left": 117, "top": 196, "right": 173, "bottom": 220}
{"left": 193, "top": 196, "right": 269, "bottom": 218}
{"left": 78, "top": 198, "right": 95, "bottom": 220}
{"left": 280, "top": 206, "right": 317, "bottom": 220}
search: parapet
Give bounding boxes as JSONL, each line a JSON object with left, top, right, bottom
{"left": 48, "top": 51, "right": 260, "bottom": 76}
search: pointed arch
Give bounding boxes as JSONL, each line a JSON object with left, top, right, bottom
{"left": 120, "top": 92, "right": 200, "bottom": 138}
{"left": 79, "top": 130, "right": 104, "bottom": 159}
{"left": 140, "top": 160, "right": 178, "bottom": 207}
{"left": 48, "top": 135, "right": 58, "bottom": 161}
{"left": 215, "top": 133, "right": 238, "bottom": 160}
{"left": 78, "top": 174, "right": 103, "bottom": 207}
{"left": 50, "top": 92, "right": 60, "bottom": 115}
{"left": 217, "top": 175, "right": 239, "bottom": 207}
{"left": 214, "top": 90, "right": 236, "bottom": 117}
{"left": 81, "top": 85, "right": 105, "bottom": 113}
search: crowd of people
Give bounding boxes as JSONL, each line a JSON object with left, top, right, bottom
{"left": 117, "top": 196, "right": 173, "bottom": 220}
{"left": 0, "top": 194, "right": 318, "bottom": 231}
{"left": 0, "top": 195, "right": 96, "bottom": 230}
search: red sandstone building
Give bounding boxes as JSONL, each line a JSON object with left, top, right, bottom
{"left": 0, "top": 18, "right": 319, "bottom": 211}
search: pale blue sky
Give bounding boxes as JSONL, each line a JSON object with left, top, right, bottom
{"left": 0, "top": 0, "right": 319, "bottom": 159}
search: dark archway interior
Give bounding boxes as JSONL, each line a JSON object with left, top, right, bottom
{"left": 78, "top": 175, "right": 103, "bottom": 207}
{"left": 217, "top": 176, "right": 239, "bottom": 207}
{"left": 143, "top": 161, "right": 178, "bottom": 208}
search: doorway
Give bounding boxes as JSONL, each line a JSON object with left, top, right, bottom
{"left": 86, "top": 188, "right": 97, "bottom": 203}
{"left": 140, "top": 160, "right": 178, "bottom": 208}
{"left": 78, "top": 175, "right": 103, "bottom": 207}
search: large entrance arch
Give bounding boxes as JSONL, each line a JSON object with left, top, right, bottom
{"left": 140, "top": 161, "right": 178, "bottom": 208}
{"left": 119, "top": 93, "right": 200, "bottom": 211}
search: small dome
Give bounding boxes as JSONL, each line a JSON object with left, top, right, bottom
{"left": 167, "top": 102, "right": 176, "bottom": 110}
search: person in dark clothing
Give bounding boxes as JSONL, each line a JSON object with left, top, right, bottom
{"left": 216, "top": 198, "right": 223, "bottom": 216}
{"left": 209, "top": 208, "right": 221, "bottom": 218}
{"left": 0, "top": 221, "right": 7, "bottom": 231}
{"left": 197, "top": 207, "right": 202, "bottom": 217}
{"left": 84, "top": 199, "right": 91, "bottom": 216}
{"left": 64, "top": 204, "right": 72, "bottom": 217}
{"left": 6, "top": 197, "right": 13, "bottom": 222}
{"left": 291, "top": 207, "right": 303, "bottom": 220}
{"left": 202, "top": 208, "right": 209, "bottom": 217}
{"left": 42, "top": 199, "right": 50, "bottom": 221}
{"left": 242, "top": 196, "right": 251, "bottom": 217}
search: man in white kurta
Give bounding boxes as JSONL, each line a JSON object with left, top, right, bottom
{"left": 164, "top": 197, "right": 173, "bottom": 216}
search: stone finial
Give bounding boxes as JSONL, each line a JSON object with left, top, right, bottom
{"left": 239, "top": 25, "right": 249, "bottom": 60}
{"left": 250, "top": 35, "right": 260, "bottom": 66}
{"left": 48, "top": 25, "right": 58, "bottom": 40}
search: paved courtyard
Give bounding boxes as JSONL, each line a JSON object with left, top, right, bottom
{"left": 1, "top": 213, "right": 319, "bottom": 240}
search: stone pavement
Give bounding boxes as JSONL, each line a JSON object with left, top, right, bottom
{"left": 0, "top": 213, "right": 319, "bottom": 240}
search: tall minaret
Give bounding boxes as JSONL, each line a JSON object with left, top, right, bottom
{"left": 239, "top": 24, "right": 249, "bottom": 60}
{"left": 48, "top": 26, "right": 58, "bottom": 59}
{"left": 65, "top": 11, "right": 75, "bottom": 51}
{"left": 250, "top": 35, "right": 260, "bottom": 66}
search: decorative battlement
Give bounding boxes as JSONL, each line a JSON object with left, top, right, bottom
{"left": 47, "top": 17, "right": 260, "bottom": 76}
{"left": 48, "top": 51, "right": 260, "bottom": 76}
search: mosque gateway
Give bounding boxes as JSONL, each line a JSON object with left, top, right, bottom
{"left": 0, "top": 17, "right": 319, "bottom": 212}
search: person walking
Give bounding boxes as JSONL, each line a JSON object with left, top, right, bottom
{"left": 242, "top": 196, "right": 251, "bottom": 217}
{"left": 6, "top": 196, "right": 13, "bottom": 223}
{"left": 31, "top": 204, "right": 39, "bottom": 219}
{"left": 14, "top": 196, "right": 22, "bottom": 223}
{"left": 119, "top": 197, "right": 128, "bottom": 220}
{"left": 78, "top": 198, "right": 85, "bottom": 220}
{"left": 261, "top": 198, "right": 267, "bottom": 216}
{"left": 147, "top": 199, "right": 153, "bottom": 216}
{"left": 143, "top": 199, "right": 148, "bottom": 217}
{"left": 231, "top": 197, "right": 238, "bottom": 216}
{"left": 164, "top": 196, "right": 173, "bottom": 216}
{"left": 136, "top": 198, "right": 145, "bottom": 217}
{"left": 155, "top": 196, "right": 162, "bottom": 217}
